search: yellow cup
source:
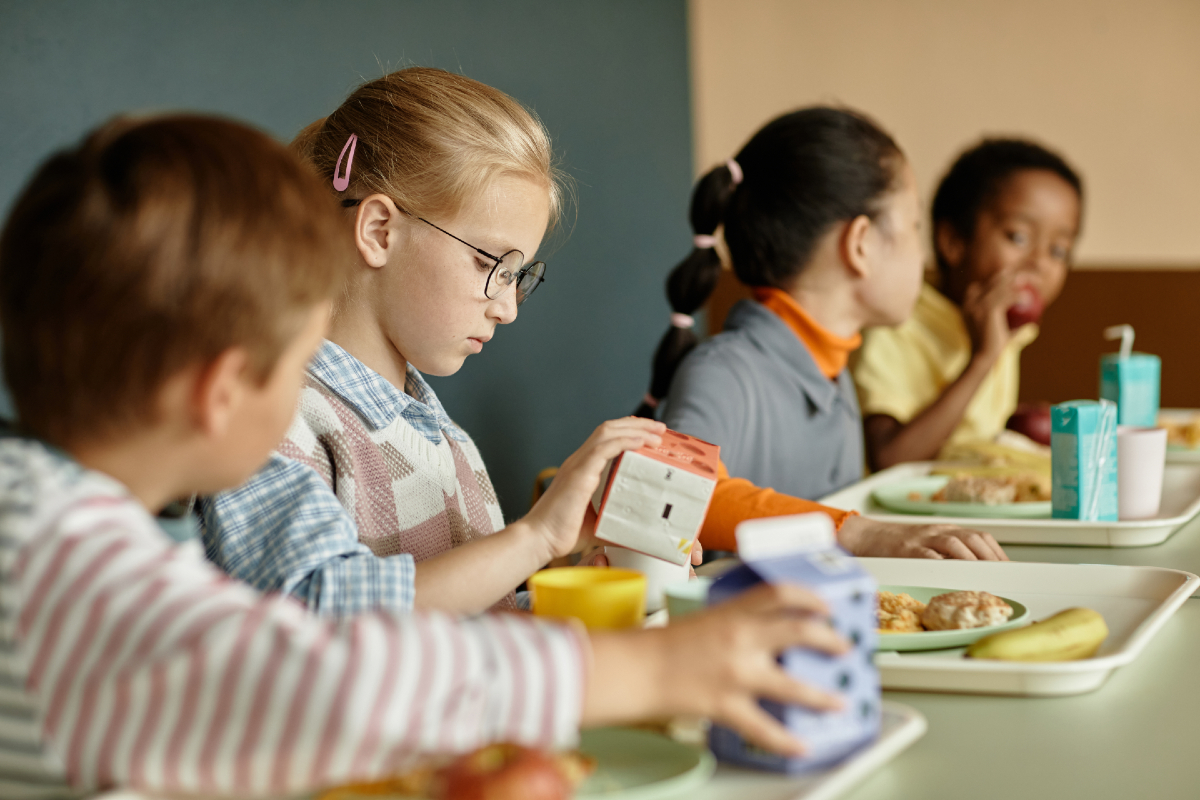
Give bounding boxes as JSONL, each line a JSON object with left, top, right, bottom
{"left": 528, "top": 567, "right": 647, "bottom": 629}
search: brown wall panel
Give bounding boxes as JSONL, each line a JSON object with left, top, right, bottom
{"left": 1019, "top": 270, "right": 1200, "bottom": 408}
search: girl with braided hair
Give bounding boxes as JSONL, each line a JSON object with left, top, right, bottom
{"left": 638, "top": 107, "right": 1007, "bottom": 561}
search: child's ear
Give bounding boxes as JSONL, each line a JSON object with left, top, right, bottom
{"left": 935, "top": 220, "right": 966, "bottom": 270}
{"left": 191, "top": 348, "right": 251, "bottom": 438}
{"left": 354, "top": 194, "right": 403, "bottom": 269}
{"left": 840, "top": 214, "right": 873, "bottom": 279}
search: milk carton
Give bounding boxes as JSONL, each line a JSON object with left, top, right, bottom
{"left": 707, "top": 513, "right": 880, "bottom": 773}
{"left": 591, "top": 429, "right": 719, "bottom": 565}
{"left": 1051, "top": 400, "right": 1118, "bottom": 521}
{"left": 1099, "top": 324, "right": 1160, "bottom": 427}
{"left": 1100, "top": 354, "right": 1160, "bottom": 427}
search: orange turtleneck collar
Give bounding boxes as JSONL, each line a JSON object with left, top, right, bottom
{"left": 752, "top": 287, "right": 862, "bottom": 379}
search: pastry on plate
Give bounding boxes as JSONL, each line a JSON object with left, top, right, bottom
{"left": 930, "top": 472, "right": 1050, "bottom": 504}
{"left": 1160, "top": 414, "right": 1200, "bottom": 449}
{"left": 877, "top": 590, "right": 926, "bottom": 633}
{"left": 920, "top": 591, "right": 1013, "bottom": 631}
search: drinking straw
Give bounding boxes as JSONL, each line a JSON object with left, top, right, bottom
{"left": 1105, "top": 324, "right": 1135, "bottom": 361}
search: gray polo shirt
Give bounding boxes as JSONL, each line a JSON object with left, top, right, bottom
{"left": 663, "top": 299, "right": 864, "bottom": 500}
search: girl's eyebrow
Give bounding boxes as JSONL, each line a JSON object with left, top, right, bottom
{"left": 468, "top": 231, "right": 519, "bottom": 257}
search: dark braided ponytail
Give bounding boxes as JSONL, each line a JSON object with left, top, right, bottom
{"left": 635, "top": 106, "right": 903, "bottom": 419}
{"left": 633, "top": 162, "right": 740, "bottom": 418}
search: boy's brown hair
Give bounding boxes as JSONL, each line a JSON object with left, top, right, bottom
{"left": 0, "top": 114, "right": 350, "bottom": 447}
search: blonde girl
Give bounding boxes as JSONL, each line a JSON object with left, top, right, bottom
{"left": 201, "top": 68, "right": 696, "bottom": 615}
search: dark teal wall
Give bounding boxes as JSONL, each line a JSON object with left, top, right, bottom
{"left": 0, "top": 0, "right": 694, "bottom": 520}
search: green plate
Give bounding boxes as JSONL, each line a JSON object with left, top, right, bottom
{"left": 871, "top": 476, "right": 1051, "bottom": 519}
{"left": 577, "top": 727, "right": 715, "bottom": 798}
{"left": 877, "top": 585, "right": 1029, "bottom": 652}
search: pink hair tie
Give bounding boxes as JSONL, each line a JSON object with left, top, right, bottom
{"left": 642, "top": 393, "right": 660, "bottom": 410}
{"left": 671, "top": 313, "right": 695, "bottom": 329}
{"left": 693, "top": 234, "right": 718, "bottom": 249}
{"left": 725, "top": 158, "right": 743, "bottom": 185}
{"left": 332, "top": 134, "right": 358, "bottom": 192}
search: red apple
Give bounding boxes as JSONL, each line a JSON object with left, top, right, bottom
{"left": 1006, "top": 289, "right": 1045, "bottom": 330}
{"left": 438, "top": 743, "right": 573, "bottom": 800}
{"left": 1007, "top": 402, "right": 1052, "bottom": 445}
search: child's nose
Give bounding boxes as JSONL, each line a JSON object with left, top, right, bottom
{"left": 487, "top": 284, "right": 519, "bottom": 324}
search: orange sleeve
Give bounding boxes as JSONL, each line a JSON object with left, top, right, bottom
{"left": 700, "top": 460, "right": 857, "bottom": 552}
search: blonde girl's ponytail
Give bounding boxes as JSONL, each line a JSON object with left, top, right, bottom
{"left": 633, "top": 161, "right": 740, "bottom": 418}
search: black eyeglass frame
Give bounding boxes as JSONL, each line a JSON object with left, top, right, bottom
{"left": 341, "top": 197, "right": 546, "bottom": 305}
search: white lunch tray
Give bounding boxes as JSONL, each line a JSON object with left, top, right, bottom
{"left": 692, "top": 701, "right": 925, "bottom": 800}
{"left": 860, "top": 558, "right": 1198, "bottom": 696}
{"left": 819, "top": 461, "right": 1200, "bottom": 547}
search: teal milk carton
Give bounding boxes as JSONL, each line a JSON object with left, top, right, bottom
{"left": 1099, "top": 324, "right": 1160, "bottom": 427}
{"left": 706, "top": 513, "right": 880, "bottom": 773}
{"left": 1051, "top": 400, "right": 1118, "bottom": 521}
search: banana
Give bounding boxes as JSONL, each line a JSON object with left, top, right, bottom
{"left": 966, "top": 607, "right": 1108, "bottom": 662}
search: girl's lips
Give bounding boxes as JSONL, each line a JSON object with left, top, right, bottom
{"left": 467, "top": 337, "right": 485, "bottom": 353}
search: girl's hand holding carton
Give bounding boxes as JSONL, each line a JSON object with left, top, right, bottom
{"left": 524, "top": 417, "right": 669, "bottom": 564}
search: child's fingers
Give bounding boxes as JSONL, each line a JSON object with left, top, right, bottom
{"left": 927, "top": 533, "right": 979, "bottom": 561}
{"left": 581, "top": 551, "right": 609, "bottom": 567}
{"left": 751, "top": 663, "right": 845, "bottom": 713}
{"left": 950, "top": 529, "right": 1007, "bottom": 561}
{"left": 987, "top": 534, "right": 1010, "bottom": 562}
{"left": 583, "top": 419, "right": 667, "bottom": 452}
{"left": 757, "top": 616, "right": 849, "bottom": 657}
{"left": 733, "top": 582, "right": 830, "bottom": 618}
{"left": 586, "top": 417, "right": 667, "bottom": 443}
{"left": 557, "top": 428, "right": 662, "bottom": 481}
{"left": 979, "top": 280, "right": 1017, "bottom": 312}
{"left": 576, "top": 432, "right": 664, "bottom": 471}
{"left": 717, "top": 697, "right": 808, "bottom": 757}
{"left": 691, "top": 539, "right": 703, "bottom": 566}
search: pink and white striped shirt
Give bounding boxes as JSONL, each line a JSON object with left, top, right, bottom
{"left": 0, "top": 438, "right": 586, "bottom": 798}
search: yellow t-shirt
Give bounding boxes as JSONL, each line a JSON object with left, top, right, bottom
{"left": 851, "top": 282, "right": 1039, "bottom": 449}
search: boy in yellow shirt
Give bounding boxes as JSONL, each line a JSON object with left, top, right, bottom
{"left": 854, "top": 138, "right": 1083, "bottom": 470}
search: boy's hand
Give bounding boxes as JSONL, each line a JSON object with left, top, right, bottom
{"left": 585, "top": 583, "right": 849, "bottom": 755}
{"left": 961, "top": 268, "right": 1018, "bottom": 363}
{"left": 524, "top": 418, "right": 666, "bottom": 563}
{"left": 838, "top": 517, "right": 1008, "bottom": 561}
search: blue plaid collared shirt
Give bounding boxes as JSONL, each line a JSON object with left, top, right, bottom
{"left": 200, "top": 340, "right": 466, "bottom": 617}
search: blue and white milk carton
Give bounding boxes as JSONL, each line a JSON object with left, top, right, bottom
{"left": 707, "top": 513, "right": 880, "bottom": 773}
{"left": 1099, "top": 324, "right": 1160, "bottom": 427}
{"left": 1051, "top": 400, "right": 1118, "bottom": 521}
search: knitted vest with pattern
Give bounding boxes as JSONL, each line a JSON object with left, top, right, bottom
{"left": 277, "top": 375, "right": 517, "bottom": 609}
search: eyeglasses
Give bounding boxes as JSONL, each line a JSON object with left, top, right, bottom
{"left": 341, "top": 198, "right": 546, "bottom": 305}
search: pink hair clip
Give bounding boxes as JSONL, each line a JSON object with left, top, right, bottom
{"left": 332, "top": 134, "right": 358, "bottom": 192}
{"left": 693, "top": 234, "right": 719, "bottom": 249}
{"left": 671, "top": 313, "right": 695, "bottom": 329}
{"left": 725, "top": 158, "right": 743, "bottom": 185}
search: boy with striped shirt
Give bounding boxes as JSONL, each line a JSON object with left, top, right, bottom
{"left": 0, "top": 115, "right": 846, "bottom": 798}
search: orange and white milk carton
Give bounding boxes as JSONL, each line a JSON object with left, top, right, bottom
{"left": 590, "top": 429, "right": 720, "bottom": 565}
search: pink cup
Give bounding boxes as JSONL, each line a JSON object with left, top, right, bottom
{"left": 1117, "top": 426, "right": 1168, "bottom": 520}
